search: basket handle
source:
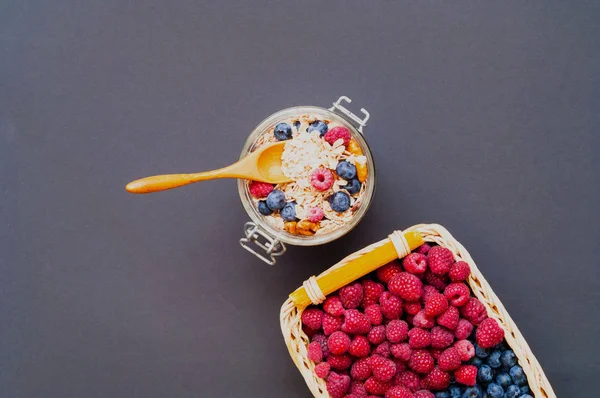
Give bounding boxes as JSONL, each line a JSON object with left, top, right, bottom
{"left": 289, "top": 231, "right": 424, "bottom": 308}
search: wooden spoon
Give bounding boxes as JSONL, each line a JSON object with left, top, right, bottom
{"left": 126, "top": 141, "right": 292, "bottom": 194}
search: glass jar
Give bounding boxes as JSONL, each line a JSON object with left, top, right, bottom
{"left": 238, "top": 96, "right": 375, "bottom": 264}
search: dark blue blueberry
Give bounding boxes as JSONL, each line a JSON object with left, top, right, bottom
{"left": 475, "top": 343, "right": 490, "bottom": 359}
{"left": 280, "top": 202, "right": 296, "bottom": 221}
{"left": 495, "top": 373, "right": 511, "bottom": 389}
{"left": 293, "top": 121, "right": 301, "bottom": 131}
{"left": 500, "top": 350, "right": 517, "bottom": 369}
{"left": 435, "top": 392, "right": 451, "bottom": 398}
{"left": 519, "top": 395, "right": 533, "bottom": 398}
{"left": 485, "top": 383, "right": 504, "bottom": 398}
{"left": 342, "top": 178, "right": 361, "bottom": 195}
{"left": 469, "top": 357, "right": 484, "bottom": 368}
{"left": 335, "top": 160, "right": 357, "bottom": 180}
{"left": 461, "top": 385, "right": 482, "bottom": 398}
{"left": 257, "top": 200, "right": 273, "bottom": 215}
{"left": 504, "top": 385, "right": 520, "bottom": 398}
{"left": 509, "top": 365, "right": 527, "bottom": 386}
{"left": 266, "top": 190, "right": 286, "bottom": 210}
{"left": 519, "top": 385, "right": 530, "bottom": 395}
{"left": 273, "top": 122, "right": 292, "bottom": 141}
{"left": 449, "top": 385, "right": 462, "bottom": 398}
{"left": 307, "top": 120, "right": 328, "bottom": 136}
{"left": 477, "top": 364, "right": 494, "bottom": 384}
{"left": 494, "top": 342, "right": 509, "bottom": 351}
{"left": 486, "top": 350, "right": 502, "bottom": 368}
{"left": 329, "top": 191, "right": 351, "bottom": 212}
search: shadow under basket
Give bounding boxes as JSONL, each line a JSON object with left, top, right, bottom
{"left": 280, "top": 224, "right": 556, "bottom": 398}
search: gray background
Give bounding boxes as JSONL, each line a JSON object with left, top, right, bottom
{"left": 1, "top": 1, "right": 599, "bottom": 397}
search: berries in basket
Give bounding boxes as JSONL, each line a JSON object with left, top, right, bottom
{"left": 280, "top": 224, "right": 556, "bottom": 398}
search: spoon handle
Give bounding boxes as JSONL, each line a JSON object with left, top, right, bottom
{"left": 126, "top": 168, "right": 235, "bottom": 194}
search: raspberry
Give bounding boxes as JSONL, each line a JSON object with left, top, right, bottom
{"left": 368, "top": 355, "right": 387, "bottom": 369}
{"left": 403, "top": 302, "right": 421, "bottom": 316}
{"left": 351, "top": 358, "right": 372, "bottom": 381}
{"left": 323, "top": 314, "right": 344, "bottom": 335}
{"left": 437, "top": 306, "right": 459, "bottom": 330}
{"left": 408, "top": 328, "right": 431, "bottom": 349}
{"left": 342, "top": 309, "right": 371, "bottom": 334}
{"left": 364, "top": 304, "right": 383, "bottom": 326}
{"left": 327, "top": 372, "right": 351, "bottom": 398}
{"left": 390, "top": 343, "right": 412, "bottom": 361}
{"left": 391, "top": 358, "right": 407, "bottom": 373}
{"left": 308, "top": 341, "right": 323, "bottom": 362}
{"left": 328, "top": 354, "right": 352, "bottom": 370}
{"left": 424, "top": 271, "right": 449, "bottom": 290}
{"left": 415, "top": 244, "right": 431, "bottom": 254}
{"left": 324, "top": 126, "right": 352, "bottom": 146}
{"left": 248, "top": 181, "right": 274, "bottom": 198}
{"left": 389, "top": 273, "right": 423, "bottom": 302}
{"left": 368, "top": 325, "right": 387, "bottom": 345}
{"left": 427, "top": 246, "right": 454, "bottom": 275}
{"left": 448, "top": 261, "right": 470, "bottom": 282}
{"left": 402, "top": 253, "right": 428, "bottom": 274}
{"left": 395, "top": 370, "right": 421, "bottom": 392}
{"left": 310, "top": 168, "right": 335, "bottom": 191}
{"left": 362, "top": 280, "right": 385, "bottom": 308}
{"left": 340, "top": 283, "right": 364, "bottom": 309}
{"left": 314, "top": 362, "right": 330, "bottom": 379}
{"left": 350, "top": 381, "right": 368, "bottom": 397}
{"left": 376, "top": 261, "right": 403, "bottom": 283}
{"left": 430, "top": 348, "right": 443, "bottom": 360}
{"left": 421, "top": 366, "right": 450, "bottom": 390}
{"left": 324, "top": 296, "right": 345, "bottom": 317}
{"left": 454, "top": 365, "right": 477, "bottom": 386}
{"left": 386, "top": 320, "right": 409, "bottom": 343}
{"left": 385, "top": 386, "right": 413, "bottom": 398}
{"left": 380, "top": 292, "right": 403, "bottom": 319}
{"left": 459, "top": 297, "right": 487, "bottom": 325}
{"left": 424, "top": 293, "right": 448, "bottom": 317}
{"left": 454, "top": 319, "right": 474, "bottom": 340}
{"left": 408, "top": 349, "right": 434, "bottom": 374}
{"left": 328, "top": 331, "right": 351, "bottom": 355}
{"left": 406, "top": 315, "right": 415, "bottom": 325}
{"left": 476, "top": 318, "right": 505, "bottom": 348}
{"left": 372, "top": 357, "right": 397, "bottom": 382}
{"left": 364, "top": 377, "right": 392, "bottom": 395}
{"left": 312, "top": 334, "right": 330, "bottom": 358}
{"left": 413, "top": 390, "right": 435, "bottom": 398}
{"left": 374, "top": 341, "right": 391, "bottom": 358}
{"left": 444, "top": 283, "right": 471, "bottom": 307}
{"left": 349, "top": 335, "right": 371, "bottom": 357}
{"left": 430, "top": 326, "right": 454, "bottom": 349}
{"left": 438, "top": 347, "right": 461, "bottom": 371}
{"left": 421, "top": 286, "right": 438, "bottom": 302}
{"left": 301, "top": 308, "right": 323, "bottom": 330}
{"left": 306, "top": 206, "right": 325, "bottom": 222}
{"left": 412, "top": 311, "right": 435, "bottom": 329}
{"left": 453, "top": 339, "right": 475, "bottom": 361}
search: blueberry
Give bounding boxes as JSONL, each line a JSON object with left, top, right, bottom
{"left": 469, "top": 357, "right": 484, "bottom": 368}
{"left": 504, "top": 385, "right": 520, "bottom": 398}
{"left": 307, "top": 120, "right": 328, "bottom": 136}
{"left": 435, "top": 392, "right": 451, "bottom": 398}
{"left": 495, "top": 373, "right": 511, "bottom": 389}
{"left": 335, "top": 160, "right": 357, "bottom": 180}
{"left": 518, "top": 395, "right": 533, "bottom": 398}
{"left": 494, "top": 342, "right": 509, "bottom": 351}
{"left": 293, "top": 121, "right": 301, "bottom": 131}
{"left": 486, "top": 350, "right": 502, "bottom": 368}
{"left": 274, "top": 122, "right": 292, "bottom": 141}
{"left": 500, "top": 350, "right": 517, "bottom": 369}
{"left": 461, "top": 386, "right": 482, "bottom": 398}
{"left": 329, "top": 191, "right": 351, "bottom": 212}
{"left": 485, "top": 383, "right": 504, "bottom": 398}
{"left": 280, "top": 202, "right": 297, "bottom": 221}
{"left": 477, "top": 365, "right": 494, "bottom": 384}
{"left": 519, "top": 386, "right": 530, "bottom": 395}
{"left": 449, "top": 385, "right": 462, "bottom": 398}
{"left": 509, "top": 366, "right": 527, "bottom": 386}
{"left": 266, "top": 190, "right": 286, "bottom": 210}
{"left": 342, "top": 178, "right": 361, "bottom": 195}
{"left": 257, "top": 200, "right": 273, "bottom": 215}
{"left": 475, "top": 343, "right": 490, "bottom": 359}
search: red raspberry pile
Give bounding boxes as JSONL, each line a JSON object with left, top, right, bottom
{"left": 301, "top": 245, "right": 505, "bottom": 398}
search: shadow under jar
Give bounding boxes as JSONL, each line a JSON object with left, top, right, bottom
{"left": 238, "top": 96, "right": 376, "bottom": 264}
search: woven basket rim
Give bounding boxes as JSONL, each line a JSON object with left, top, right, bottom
{"left": 280, "top": 224, "right": 556, "bottom": 398}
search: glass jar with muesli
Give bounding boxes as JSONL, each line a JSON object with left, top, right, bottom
{"left": 238, "top": 96, "right": 375, "bottom": 264}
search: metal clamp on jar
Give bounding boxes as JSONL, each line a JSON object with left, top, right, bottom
{"left": 238, "top": 96, "right": 375, "bottom": 265}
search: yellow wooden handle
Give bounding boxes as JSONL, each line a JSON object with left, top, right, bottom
{"left": 289, "top": 231, "right": 424, "bottom": 308}
{"left": 125, "top": 167, "right": 237, "bottom": 194}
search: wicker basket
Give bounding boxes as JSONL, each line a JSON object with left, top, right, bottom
{"left": 280, "top": 224, "right": 556, "bottom": 398}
